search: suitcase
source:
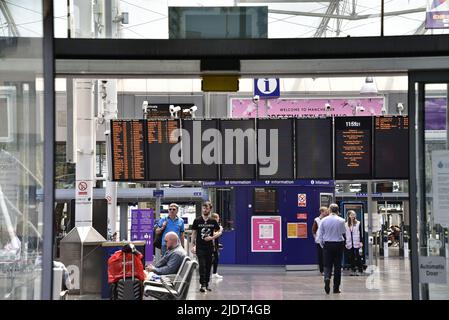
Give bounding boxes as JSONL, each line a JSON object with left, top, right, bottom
{"left": 115, "top": 252, "right": 142, "bottom": 300}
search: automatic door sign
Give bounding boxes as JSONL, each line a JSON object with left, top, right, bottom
{"left": 419, "top": 256, "right": 447, "bottom": 284}
{"left": 297, "top": 194, "right": 307, "bottom": 207}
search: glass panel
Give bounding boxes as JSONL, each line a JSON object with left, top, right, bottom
{"left": 0, "top": 1, "right": 44, "bottom": 299}
{"left": 54, "top": 0, "right": 449, "bottom": 39}
{"left": 419, "top": 82, "right": 449, "bottom": 299}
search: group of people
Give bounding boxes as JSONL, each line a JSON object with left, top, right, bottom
{"left": 150, "top": 201, "right": 224, "bottom": 293}
{"left": 311, "top": 203, "right": 364, "bottom": 294}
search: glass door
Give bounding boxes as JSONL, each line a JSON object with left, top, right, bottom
{"left": 409, "top": 71, "right": 449, "bottom": 300}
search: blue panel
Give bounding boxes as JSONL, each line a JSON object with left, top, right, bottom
{"left": 219, "top": 230, "right": 236, "bottom": 264}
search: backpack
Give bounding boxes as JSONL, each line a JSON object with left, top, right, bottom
{"left": 153, "top": 219, "right": 163, "bottom": 250}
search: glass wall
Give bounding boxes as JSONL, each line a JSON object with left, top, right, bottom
{"left": 53, "top": 0, "right": 449, "bottom": 39}
{"left": 0, "top": 1, "right": 44, "bottom": 299}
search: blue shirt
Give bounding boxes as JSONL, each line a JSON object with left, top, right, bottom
{"left": 158, "top": 216, "right": 185, "bottom": 247}
{"left": 317, "top": 214, "right": 346, "bottom": 247}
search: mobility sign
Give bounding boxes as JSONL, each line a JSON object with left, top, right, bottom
{"left": 131, "top": 209, "right": 154, "bottom": 263}
{"left": 254, "top": 78, "right": 280, "bottom": 99}
{"left": 419, "top": 256, "right": 447, "bottom": 284}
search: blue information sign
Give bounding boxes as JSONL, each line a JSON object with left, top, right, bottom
{"left": 254, "top": 78, "right": 280, "bottom": 99}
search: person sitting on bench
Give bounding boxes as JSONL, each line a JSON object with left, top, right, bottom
{"left": 146, "top": 232, "right": 186, "bottom": 276}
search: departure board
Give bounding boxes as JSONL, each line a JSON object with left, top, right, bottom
{"left": 220, "top": 119, "right": 256, "bottom": 180}
{"left": 254, "top": 188, "right": 278, "bottom": 213}
{"left": 296, "top": 118, "right": 333, "bottom": 179}
{"left": 182, "top": 119, "right": 219, "bottom": 180}
{"left": 110, "top": 120, "right": 146, "bottom": 181}
{"left": 335, "top": 117, "right": 372, "bottom": 180}
{"left": 146, "top": 119, "right": 182, "bottom": 180}
{"left": 258, "top": 119, "right": 294, "bottom": 180}
{"left": 145, "top": 104, "right": 194, "bottom": 119}
{"left": 374, "top": 116, "right": 409, "bottom": 179}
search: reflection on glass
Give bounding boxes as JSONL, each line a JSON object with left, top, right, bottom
{"left": 0, "top": 0, "right": 44, "bottom": 300}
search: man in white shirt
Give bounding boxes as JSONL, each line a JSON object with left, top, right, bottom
{"left": 317, "top": 203, "right": 346, "bottom": 294}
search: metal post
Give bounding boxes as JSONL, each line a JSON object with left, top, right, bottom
{"left": 381, "top": 0, "right": 384, "bottom": 36}
{"left": 367, "top": 181, "right": 374, "bottom": 268}
{"left": 155, "top": 182, "right": 161, "bottom": 220}
{"left": 119, "top": 203, "right": 128, "bottom": 241}
{"left": 42, "top": 0, "right": 55, "bottom": 300}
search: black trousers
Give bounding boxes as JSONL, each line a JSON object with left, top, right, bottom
{"left": 316, "top": 244, "right": 324, "bottom": 273}
{"left": 323, "top": 241, "right": 344, "bottom": 290}
{"left": 212, "top": 250, "right": 219, "bottom": 274}
{"left": 197, "top": 249, "right": 214, "bottom": 287}
{"left": 346, "top": 247, "right": 363, "bottom": 272}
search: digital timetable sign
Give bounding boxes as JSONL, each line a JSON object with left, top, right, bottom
{"left": 146, "top": 119, "right": 182, "bottom": 181}
{"left": 374, "top": 116, "right": 409, "bottom": 179}
{"left": 110, "top": 120, "right": 146, "bottom": 181}
{"left": 182, "top": 119, "right": 219, "bottom": 181}
{"left": 335, "top": 117, "right": 372, "bottom": 180}
{"left": 296, "top": 118, "right": 333, "bottom": 180}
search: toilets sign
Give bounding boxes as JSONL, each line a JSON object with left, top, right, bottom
{"left": 254, "top": 78, "right": 280, "bottom": 99}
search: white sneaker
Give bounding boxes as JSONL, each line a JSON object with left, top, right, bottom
{"left": 213, "top": 273, "right": 223, "bottom": 279}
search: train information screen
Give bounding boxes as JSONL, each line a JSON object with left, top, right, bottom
{"left": 254, "top": 187, "right": 278, "bottom": 213}
{"left": 110, "top": 120, "right": 146, "bottom": 181}
{"left": 374, "top": 116, "right": 409, "bottom": 179}
{"left": 258, "top": 119, "right": 294, "bottom": 180}
{"left": 182, "top": 119, "right": 219, "bottom": 180}
{"left": 335, "top": 117, "right": 372, "bottom": 180}
{"left": 296, "top": 118, "right": 333, "bottom": 179}
{"left": 220, "top": 119, "right": 256, "bottom": 180}
{"left": 146, "top": 119, "right": 182, "bottom": 180}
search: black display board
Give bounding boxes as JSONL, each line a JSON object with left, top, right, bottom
{"left": 110, "top": 120, "right": 146, "bottom": 181}
{"left": 296, "top": 118, "right": 333, "bottom": 179}
{"left": 182, "top": 119, "right": 219, "bottom": 180}
{"left": 220, "top": 119, "right": 256, "bottom": 180}
{"left": 253, "top": 187, "right": 278, "bottom": 214}
{"left": 335, "top": 117, "right": 372, "bottom": 180}
{"left": 374, "top": 116, "right": 409, "bottom": 179}
{"left": 146, "top": 119, "right": 182, "bottom": 180}
{"left": 258, "top": 118, "right": 294, "bottom": 180}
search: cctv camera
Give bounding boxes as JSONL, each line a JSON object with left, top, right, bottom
{"left": 325, "top": 103, "right": 331, "bottom": 111}
{"left": 173, "top": 106, "right": 181, "bottom": 112}
{"left": 190, "top": 105, "right": 198, "bottom": 112}
{"left": 253, "top": 95, "right": 260, "bottom": 103}
{"left": 381, "top": 105, "right": 387, "bottom": 115}
{"left": 356, "top": 106, "right": 365, "bottom": 113}
{"left": 142, "top": 100, "right": 148, "bottom": 109}
{"left": 397, "top": 103, "right": 404, "bottom": 115}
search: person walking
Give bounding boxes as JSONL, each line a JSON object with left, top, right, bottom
{"left": 317, "top": 203, "right": 346, "bottom": 294}
{"left": 211, "top": 213, "right": 224, "bottom": 280}
{"left": 312, "top": 207, "right": 329, "bottom": 274}
{"left": 156, "top": 203, "right": 185, "bottom": 256}
{"left": 191, "top": 201, "right": 220, "bottom": 293}
{"left": 345, "top": 210, "right": 364, "bottom": 276}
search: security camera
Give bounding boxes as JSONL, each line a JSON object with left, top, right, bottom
{"left": 253, "top": 95, "right": 260, "bottom": 103}
{"left": 142, "top": 100, "right": 148, "bottom": 109}
{"left": 190, "top": 105, "right": 198, "bottom": 118}
{"left": 169, "top": 104, "right": 175, "bottom": 117}
{"left": 381, "top": 105, "right": 387, "bottom": 115}
{"left": 356, "top": 106, "right": 365, "bottom": 113}
{"left": 397, "top": 103, "right": 404, "bottom": 115}
{"left": 325, "top": 103, "right": 331, "bottom": 111}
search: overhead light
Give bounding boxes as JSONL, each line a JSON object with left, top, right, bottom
{"left": 360, "top": 76, "right": 378, "bottom": 94}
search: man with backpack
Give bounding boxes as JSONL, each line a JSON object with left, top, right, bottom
{"left": 156, "top": 203, "right": 185, "bottom": 256}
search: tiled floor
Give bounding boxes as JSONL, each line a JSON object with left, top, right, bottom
{"left": 185, "top": 257, "right": 412, "bottom": 300}
{"left": 70, "top": 257, "right": 412, "bottom": 300}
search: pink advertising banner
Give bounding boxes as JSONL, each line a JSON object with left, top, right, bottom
{"left": 230, "top": 97, "right": 384, "bottom": 118}
{"left": 251, "top": 216, "right": 282, "bottom": 252}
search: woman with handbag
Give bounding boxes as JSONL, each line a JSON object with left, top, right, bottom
{"left": 211, "top": 213, "right": 224, "bottom": 280}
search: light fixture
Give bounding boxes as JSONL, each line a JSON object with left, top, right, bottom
{"left": 360, "top": 76, "right": 378, "bottom": 94}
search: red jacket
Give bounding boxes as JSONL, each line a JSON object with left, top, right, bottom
{"left": 107, "top": 250, "right": 146, "bottom": 284}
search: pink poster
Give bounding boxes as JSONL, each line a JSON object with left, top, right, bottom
{"left": 251, "top": 216, "right": 282, "bottom": 252}
{"left": 231, "top": 97, "right": 384, "bottom": 118}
